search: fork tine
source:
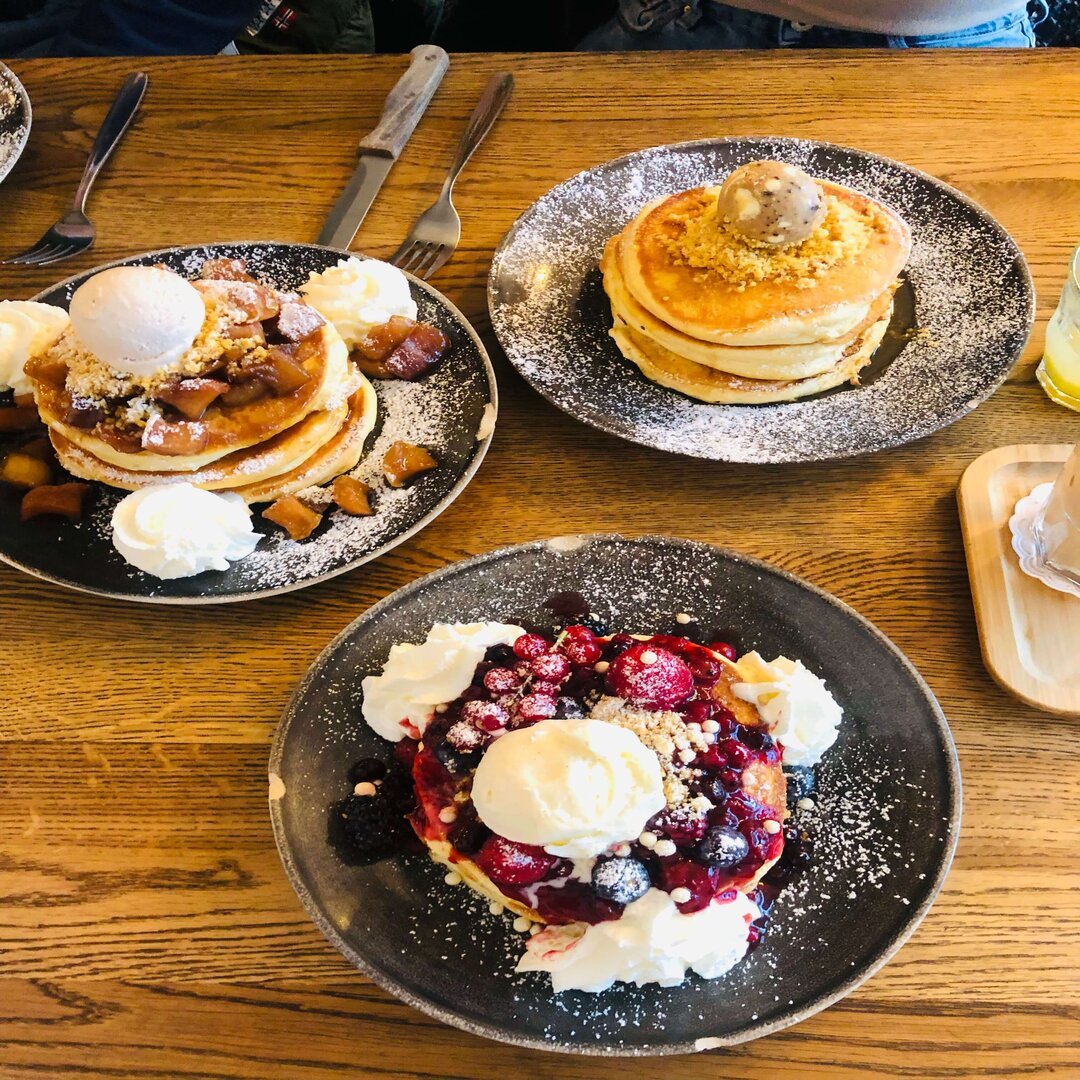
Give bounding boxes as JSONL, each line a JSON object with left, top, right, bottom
{"left": 422, "top": 246, "right": 453, "bottom": 280}
{"left": 400, "top": 242, "right": 433, "bottom": 277}
{"left": 5, "top": 243, "right": 55, "bottom": 265}
{"left": 32, "top": 245, "right": 84, "bottom": 267}
{"left": 390, "top": 240, "right": 423, "bottom": 272}
{"left": 411, "top": 244, "right": 445, "bottom": 281}
{"left": 9, "top": 241, "right": 66, "bottom": 266}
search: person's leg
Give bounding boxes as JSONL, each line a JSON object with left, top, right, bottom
{"left": 889, "top": 6, "right": 1042, "bottom": 48}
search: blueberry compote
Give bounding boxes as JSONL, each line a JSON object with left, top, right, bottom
{"left": 399, "top": 625, "right": 791, "bottom": 926}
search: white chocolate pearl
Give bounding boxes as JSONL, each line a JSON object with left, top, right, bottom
{"left": 654, "top": 839, "right": 677, "bottom": 857}
{"left": 444, "top": 871, "right": 462, "bottom": 886}
{"left": 797, "top": 797, "right": 816, "bottom": 811}
{"left": 675, "top": 612, "right": 693, "bottom": 625}
{"left": 488, "top": 902, "right": 504, "bottom": 916}
{"left": 677, "top": 748, "right": 696, "bottom": 764}
{"left": 438, "top": 806, "right": 458, "bottom": 824}
{"left": 513, "top": 917, "right": 532, "bottom": 933}
{"left": 763, "top": 819, "right": 782, "bottom": 835}
{"left": 702, "top": 719, "right": 720, "bottom": 733}
{"left": 670, "top": 887, "right": 691, "bottom": 904}
{"left": 435, "top": 704, "right": 448, "bottom": 714}
{"left": 594, "top": 660, "right": 610, "bottom": 674}
{"left": 639, "top": 650, "right": 658, "bottom": 666}
{"left": 613, "top": 843, "right": 632, "bottom": 857}
{"left": 353, "top": 781, "right": 377, "bottom": 797}
{"left": 638, "top": 831, "right": 658, "bottom": 849}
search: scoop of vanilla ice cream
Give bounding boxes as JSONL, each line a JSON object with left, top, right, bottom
{"left": 0, "top": 300, "right": 71, "bottom": 396}
{"left": 517, "top": 888, "right": 758, "bottom": 992}
{"left": 471, "top": 718, "right": 665, "bottom": 859}
{"left": 299, "top": 257, "right": 417, "bottom": 350}
{"left": 733, "top": 651, "right": 843, "bottom": 766}
{"left": 69, "top": 266, "right": 206, "bottom": 376}
{"left": 361, "top": 622, "right": 525, "bottom": 743}
{"left": 111, "top": 484, "right": 260, "bottom": 579}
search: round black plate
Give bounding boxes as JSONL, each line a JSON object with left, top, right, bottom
{"left": 0, "top": 242, "right": 496, "bottom": 603}
{"left": 488, "top": 137, "right": 1034, "bottom": 463}
{"left": 270, "top": 535, "right": 960, "bottom": 1055}
{"left": 0, "top": 62, "right": 31, "bottom": 185}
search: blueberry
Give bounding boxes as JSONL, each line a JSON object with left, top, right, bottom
{"left": 784, "top": 766, "right": 816, "bottom": 805}
{"left": 448, "top": 804, "right": 490, "bottom": 855}
{"left": 433, "top": 739, "right": 478, "bottom": 775}
{"left": 591, "top": 855, "right": 651, "bottom": 905}
{"left": 698, "top": 826, "right": 750, "bottom": 868}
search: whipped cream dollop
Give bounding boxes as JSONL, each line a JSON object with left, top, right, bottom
{"left": 300, "top": 257, "right": 417, "bottom": 351}
{"left": 361, "top": 622, "right": 524, "bottom": 743}
{"left": 518, "top": 888, "right": 758, "bottom": 993}
{"left": 733, "top": 651, "right": 843, "bottom": 766}
{"left": 0, "top": 300, "right": 71, "bottom": 397}
{"left": 111, "top": 484, "right": 260, "bottom": 579}
{"left": 471, "top": 718, "right": 665, "bottom": 859}
{"left": 69, "top": 266, "right": 206, "bottom": 375}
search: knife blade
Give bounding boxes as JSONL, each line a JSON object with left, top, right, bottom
{"left": 318, "top": 44, "right": 449, "bottom": 250}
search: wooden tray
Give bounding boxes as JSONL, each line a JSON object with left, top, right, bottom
{"left": 958, "top": 444, "right": 1080, "bottom": 716}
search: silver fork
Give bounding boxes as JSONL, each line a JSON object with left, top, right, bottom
{"left": 3, "top": 71, "right": 148, "bottom": 267}
{"left": 391, "top": 72, "right": 513, "bottom": 280}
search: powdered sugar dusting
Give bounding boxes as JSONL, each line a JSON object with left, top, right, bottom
{"left": 0, "top": 64, "right": 30, "bottom": 185}
{"left": 489, "top": 137, "right": 1033, "bottom": 463}
{"left": 272, "top": 535, "right": 959, "bottom": 1054}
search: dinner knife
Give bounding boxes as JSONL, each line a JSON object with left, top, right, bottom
{"left": 318, "top": 44, "right": 449, "bottom": 250}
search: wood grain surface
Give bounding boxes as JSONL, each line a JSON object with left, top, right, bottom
{"left": 0, "top": 51, "right": 1078, "bottom": 1079}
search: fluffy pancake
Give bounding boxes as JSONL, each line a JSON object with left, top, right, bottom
{"left": 619, "top": 180, "right": 910, "bottom": 346}
{"left": 603, "top": 235, "right": 897, "bottom": 380}
{"left": 611, "top": 299, "right": 892, "bottom": 404}
{"left": 29, "top": 323, "right": 350, "bottom": 473}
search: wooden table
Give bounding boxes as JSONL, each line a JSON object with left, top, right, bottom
{"left": 1, "top": 51, "right": 1078, "bottom": 1080}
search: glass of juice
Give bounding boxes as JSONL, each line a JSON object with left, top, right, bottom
{"left": 1037, "top": 244, "right": 1080, "bottom": 411}
{"left": 1032, "top": 443, "right": 1080, "bottom": 587}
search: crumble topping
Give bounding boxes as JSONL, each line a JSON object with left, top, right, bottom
{"left": 668, "top": 191, "right": 890, "bottom": 289}
{"left": 589, "top": 695, "right": 709, "bottom": 809}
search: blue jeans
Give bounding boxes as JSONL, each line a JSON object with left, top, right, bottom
{"left": 578, "top": 1, "right": 1043, "bottom": 49}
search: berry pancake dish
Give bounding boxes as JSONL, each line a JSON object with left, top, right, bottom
{"left": 335, "top": 607, "right": 844, "bottom": 993}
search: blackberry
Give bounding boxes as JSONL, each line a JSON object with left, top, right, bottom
{"left": 433, "top": 739, "right": 479, "bottom": 774}
{"left": 591, "top": 855, "right": 651, "bottom": 905}
{"left": 554, "top": 696, "right": 586, "bottom": 719}
{"left": 348, "top": 757, "right": 388, "bottom": 785}
{"left": 332, "top": 793, "right": 408, "bottom": 863}
{"left": 447, "top": 803, "right": 491, "bottom": 855}
{"left": 698, "top": 826, "right": 750, "bottom": 868}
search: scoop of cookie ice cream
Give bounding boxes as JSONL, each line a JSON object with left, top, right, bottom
{"left": 716, "top": 160, "right": 826, "bottom": 247}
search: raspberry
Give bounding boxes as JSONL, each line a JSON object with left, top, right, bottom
{"left": 657, "top": 857, "right": 718, "bottom": 913}
{"left": 709, "top": 640, "right": 738, "bottom": 661}
{"left": 605, "top": 643, "right": 694, "bottom": 710}
{"left": 474, "top": 835, "right": 557, "bottom": 885}
{"left": 513, "top": 633, "right": 549, "bottom": 660}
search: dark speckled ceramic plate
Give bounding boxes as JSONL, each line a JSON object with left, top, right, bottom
{"left": 270, "top": 534, "right": 960, "bottom": 1055}
{"left": 0, "top": 62, "right": 31, "bottom": 185}
{"left": 0, "top": 242, "right": 496, "bottom": 603}
{"left": 488, "top": 137, "right": 1034, "bottom": 463}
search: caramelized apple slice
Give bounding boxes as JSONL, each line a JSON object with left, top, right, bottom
{"left": 241, "top": 345, "right": 311, "bottom": 395}
{"left": 220, "top": 376, "right": 270, "bottom": 408}
{"left": 96, "top": 424, "right": 143, "bottom": 454}
{"left": 60, "top": 394, "right": 105, "bottom": 430}
{"left": 1, "top": 451, "right": 51, "bottom": 489}
{"left": 275, "top": 301, "right": 325, "bottom": 343}
{"left": 20, "top": 482, "right": 91, "bottom": 521}
{"left": 383, "top": 441, "right": 437, "bottom": 488}
{"left": 0, "top": 406, "right": 42, "bottom": 432}
{"left": 262, "top": 495, "right": 322, "bottom": 540}
{"left": 13, "top": 392, "right": 36, "bottom": 409}
{"left": 197, "top": 279, "right": 279, "bottom": 321}
{"left": 156, "top": 377, "right": 229, "bottom": 420}
{"left": 18, "top": 436, "right": 55, "bottom": 462}
{"left": 24, "top": 356, "right": 69, "bottom": 390}
{"left": 200, "top": 257, "right": 256, "bottom": 282}
{"left": 355, "top": 315, "right": 417, "bottom": 362}
{"left": 224, "top": 321, "right": 267, "bottom": 344}
{"left": 384, "top": 323, "right": 449, "bottom": 381}
{"left": 141, "top": 414, "right": 210, "bottom": 456}
{"left": 332, "top": 475, "right": 373, "bottom": 516}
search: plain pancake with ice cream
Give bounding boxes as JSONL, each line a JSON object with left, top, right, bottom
{"left": 610, "top": 302, "right": 892, "bottom": 404}
{"left": 618, "top": 180, "right": 910, "bottom": 346}
{"left": 601, "top": 235, "right": 898, "bottom": 380}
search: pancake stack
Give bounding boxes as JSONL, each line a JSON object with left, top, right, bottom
{"left": 603, "top": 167, "right": 911, "bottom": 404}
{"left": 25, "top": 264, "right": 377, "bottom": 503}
